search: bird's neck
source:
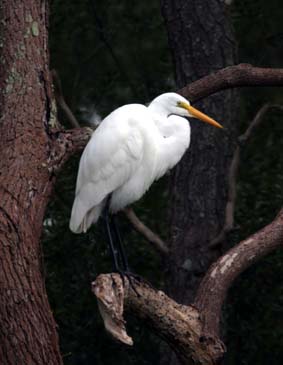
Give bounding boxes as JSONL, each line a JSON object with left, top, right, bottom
{"left": 153, "top": 115, "right": 191, "bottom": 180}
{"left": 148, "top": 102, "right": 170, "bottom": 118}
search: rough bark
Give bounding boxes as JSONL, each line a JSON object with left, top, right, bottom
{"left": 160, "top": 2, "right": 238, "bottom": 363}
{"left": 0, "top": 1, "right": 63, "bottom": 364}
{"left": 93, "top": 274, "right": 225, "bottom": 365}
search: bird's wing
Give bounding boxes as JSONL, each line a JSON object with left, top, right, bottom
{"left": 70, "top": 116, "right": 144, "bottom": 231}
{"left": 76, "top": 123, "right": 144, "bottom": 194}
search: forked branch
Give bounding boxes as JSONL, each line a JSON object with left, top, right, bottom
{"left": 123, "top": 207, "right": 169, "bottom": 255}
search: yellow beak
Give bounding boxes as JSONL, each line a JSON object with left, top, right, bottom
{"left": 181, "top": 102, "right": 223, "bottom": 129}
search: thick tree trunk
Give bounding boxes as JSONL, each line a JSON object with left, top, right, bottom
{"left": 0, "top": 1, "right": 62, "bottom": 364}
{"left": 160, "top": 1, "right": 238, "bottom": 364}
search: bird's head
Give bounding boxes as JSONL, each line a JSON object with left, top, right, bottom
{"left": 150, "top": 92, "right": 223, "bottom": 129}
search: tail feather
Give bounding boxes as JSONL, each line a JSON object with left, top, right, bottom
{"left": 69, "top": 197, "right": 106, "bottom": 233}
{"left": 82, "top": 203, "right": 104, "bottom": 232}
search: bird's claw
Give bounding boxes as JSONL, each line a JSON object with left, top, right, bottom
{"left": 115, "top": 270, "right": 140, "bottom": 297}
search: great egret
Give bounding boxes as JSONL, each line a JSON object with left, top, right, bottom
{"left": 69, "top": 93, "right": 222, "bottom": 270}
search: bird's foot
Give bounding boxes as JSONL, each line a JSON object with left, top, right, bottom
{"left": 115, "top": 270, "right": 141, "bottom": 297}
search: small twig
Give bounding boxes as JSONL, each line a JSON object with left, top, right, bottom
{"left": 210, "top": 103, "right": 283, "bottom": 247}
{"left": 51, "top": 69, "right": 81, "bottom": 128}
{"left": 123, "top": 207, "right": 169, "bottom": 256}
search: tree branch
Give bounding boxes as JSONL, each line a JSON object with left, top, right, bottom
{"left": 123, "top": 207, "right": 169, "bottom": 256}
{"left": 92, "top": 274, "right": 225, "bottom": 365}
{"left": 93, "top": 209, "right": 283, "bottom": 364}
{"left": 179, "top": 63, "right": 283, "bottom": 102}
{"left": 195, "top": 209, "right": 283, "bottom": 337}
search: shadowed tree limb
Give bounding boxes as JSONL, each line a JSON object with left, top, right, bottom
{"left": 209, "top": 103, "right": 283, "bottom": 247}
{"left": 123, "top": 207, "right": 169, "bottom": 256}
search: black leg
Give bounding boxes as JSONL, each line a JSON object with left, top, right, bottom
{"left": 102, "top": 199, "right": 139, "bottom": 296}
{"left": 111, "top": 215, "right": 142, "bottom": 296}
{"left": 111, "top": 215, "right": 129, "bottom": 271}
{"left": 103, "top": 207, "right": 120, "bottom": 271}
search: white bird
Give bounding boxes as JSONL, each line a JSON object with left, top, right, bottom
{"left": 70, "top": 92, "right": 222, "bottom": 234}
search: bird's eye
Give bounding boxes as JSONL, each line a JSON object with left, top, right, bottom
{"left": 177, "top": 101, "right": 182, "bottom": 107}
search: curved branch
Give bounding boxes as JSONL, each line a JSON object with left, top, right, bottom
{"left": 195, "top": 209, "right": 283, "bottom": 336}
{"left": 179, "top": 63, "right": 283, "bottom": 101}
{"left": 123, "top": 207, "right": 169, "bottom": 256}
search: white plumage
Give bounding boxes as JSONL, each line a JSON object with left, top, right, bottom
{"left": 70, "top": 93, "right": 222, "bottom": 233}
